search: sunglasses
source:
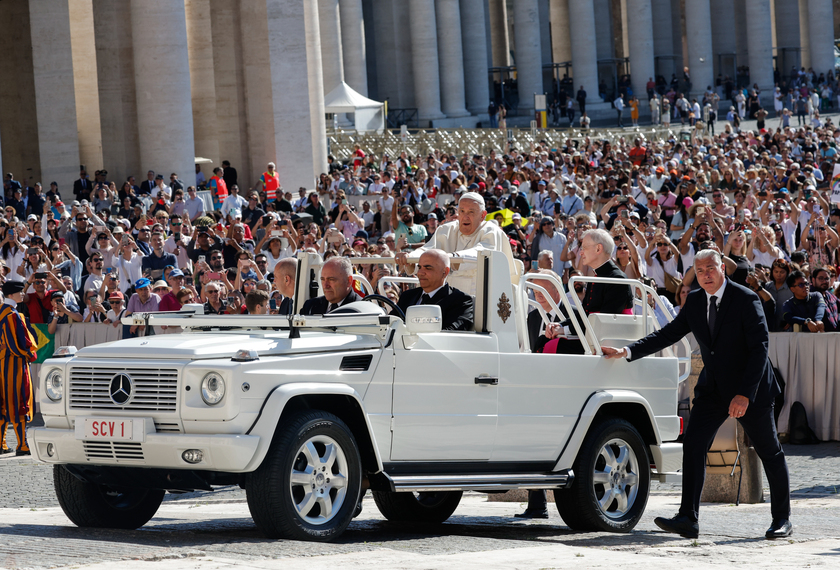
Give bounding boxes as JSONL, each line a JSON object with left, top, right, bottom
{"left": 616, "top": 245, "right": 629, "bottom": 250}
{"left": 792, "top": 282, "right": 808, "bottom": 288}
{"left": 656, "top": 242, "right": 668, "bottom": 247}
{"left": 171, "top": 222, "right": 182, "bottom": 226}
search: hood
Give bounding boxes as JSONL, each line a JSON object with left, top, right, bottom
{"left": 74, "top": 331, "right": 383, "bottom": 360}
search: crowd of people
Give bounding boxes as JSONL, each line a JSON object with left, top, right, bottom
{"left": 2, "top": 103, "right": 840, "bottom": 341}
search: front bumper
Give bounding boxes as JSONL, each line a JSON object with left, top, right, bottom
{"left": 28, "top": 427, "right": 261, "bottom": 472}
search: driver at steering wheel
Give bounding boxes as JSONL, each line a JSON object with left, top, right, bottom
{"left": 394, "top": 250, "right": 474, "bottom": 331}
{"left": 300, "top": 257, "right": 362, "bottom": 315}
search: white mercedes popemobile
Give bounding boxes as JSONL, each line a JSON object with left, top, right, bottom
{"left": 29, "top": 251, "right": 688, "bottom": 541}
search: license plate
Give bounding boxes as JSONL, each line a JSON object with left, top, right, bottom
{"left": 77, "top": 418, "right": 143, "bottom": 442}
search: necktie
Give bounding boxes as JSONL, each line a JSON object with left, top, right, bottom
{"left": 420, "top": 293, "right": 431, "bottom": 305}
{"left": 708, "top": 295, "right": 718, "bottom": 334}
{"left": 328, "top": 303, "right": 337, "bottom": 313}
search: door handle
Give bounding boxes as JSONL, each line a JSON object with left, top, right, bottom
{"left": 474, "top": 376, "right": 499, "bottom": 385}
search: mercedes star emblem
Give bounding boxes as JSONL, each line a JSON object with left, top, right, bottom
{"left": 109, "top": 373, "right": 133, "bottom": 406}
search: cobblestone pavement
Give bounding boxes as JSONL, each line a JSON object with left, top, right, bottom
{"left": 2, "top": 427, "right": 839, "bottom": 569}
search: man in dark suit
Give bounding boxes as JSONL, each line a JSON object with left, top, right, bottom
{"left": 73, "top": 170, "right": 92, "bottom": 202}
{"left": 395, "top": 250, "right": 473, "bottom": 331}
{"left": 578, "top": 229, "right": 634, "bottom": 314}
{"left": 603, "top": 249, "right": 791, "bottom": 540}
{"left": 139, "top": 171, "right": 156, "bottom": 196}
{"left": 300, "top": 257, "right": 361, "bottom": 315}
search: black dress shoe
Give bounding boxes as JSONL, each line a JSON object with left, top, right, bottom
{"left": 514, "top": 509, "right": 549, "bottom": 519}
{"left": 654, "top": 514, "right": 699, "bottom": 538}
{"left": 14, "top": 449, "right": 30, "bottom": 457}
{"left": 0, "top": 448, "right": 12, "bottom": 455}
{"left": 766, "top": 519, "right": 793, "bottom": 539}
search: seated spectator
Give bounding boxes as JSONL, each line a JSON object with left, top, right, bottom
{"left": 301, "top": 257, "right": 361, "bottom": 315}
{"left": 781, "top": 270, "right": 825, "bottom": 332}
{"left": 104, "top": 291, "right": 126, "bottom": 327}
{"left": 245, "top": 289, "right": 270, "bottom": 315}
{"left": 125, "top": 277, "right": 161, "bottom": 337}
{"left": 395, "top": 250, "right": 473, "bottom": 331}
{"left": 811, "top": 267, "right": 839, "bottom": 332}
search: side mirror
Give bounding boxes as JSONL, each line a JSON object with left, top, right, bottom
{"left": 405, "top": 305, "right": 442, "bottom": 334}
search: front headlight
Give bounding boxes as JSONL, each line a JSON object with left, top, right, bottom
{"left": 200, "top": 372, "right": 226, "bottom": 405}
{"left": 45, "top": 369, "right": 64, "bottom": 401}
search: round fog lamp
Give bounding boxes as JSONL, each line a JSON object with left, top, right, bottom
{"left": 182, "top": 449, "right": 204, "bottom": 464}
{"left": 46, "top": 443, "right": 56, "bottom": 458}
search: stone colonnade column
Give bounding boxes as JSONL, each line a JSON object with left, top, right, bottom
{"left": 774, "top": 0, "right": 801, "bottom": 73}
{"left": 435, "top": 0, "right": 470, "bottom": 118}
{"left": 29, "top": 0, "right": 81, "bottom": 190}
{"left": 319, "top": 0, "right": 344, "bottom": 95}
{"left": 746, "top": 0, "right": 775, "bottom": 105}
{"left": 567, "top": 0, "right": 600, "bottom": 104}
{"left": 339, "top": 0, "right": 369, "bottom": 96}
{"left": 513, "top": 0, "right": 543, "bottom": 114}
{"left": 460, "top": 0, "right": 491, "bottom": 116}
{"left": 683, "top": 0, "right": 713, "bottom": 98}
{"left": 550, "top": 0, "right": 572, "bottom": 64}
{"left": 68, "top": 0, "right": 103, "bottom": 174}
{"left": 488, "top": 0, "right": 510, "bottom": 67}
{"left": 798, "top": 0, "right": 811, "bottom": 69}
{"left": 807, "top": 0, "right": 835, "bottom": 74}
{"left": 131, "top": 0, "right": 195, "bottom": 182}
{"left": 371, "top": 0, "right": 399, "bottom": 105}
{"left": 185, "top": 0, "right": 220, "bottom": 178}
{"left": 409, "top": 0, "right": 445, "bottom": 122}
{"left": 650, "top": 0, "right": 673, "bottom": 82}
{"left": 626, "top": 0, "right": 655, "bottom": 100}
{"left": 710, "top": 0, "right": 736, "bottom": 80}
{"left": 267, "top": 0, "right": 326, "bottom": 189}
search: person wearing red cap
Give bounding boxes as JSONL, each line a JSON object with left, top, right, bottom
{"left": 104, "top": 291, "right": 126, "bottom": 327}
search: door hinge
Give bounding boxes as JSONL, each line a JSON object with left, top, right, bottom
{"left": 390, "top": 416, "right": 395, "bottom": 432}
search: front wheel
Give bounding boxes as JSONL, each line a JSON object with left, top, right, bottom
{"left": 53, "top": 465, "right": 164, "bottom": 529}
{"left": 372, "top": 490, "right": 462, "bottom": 523}
{"left": 555, "top": 418, "right": 650, "bottom": 532}
{"left": 246, "top": 411, "right": 362, "bottom": 541}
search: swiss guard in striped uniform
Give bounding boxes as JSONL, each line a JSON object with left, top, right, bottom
{"left": 1, "top": 280, "right": 38, "bottom": 456}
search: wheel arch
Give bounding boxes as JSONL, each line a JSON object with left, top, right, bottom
{"left": 244, "top": 383, "right": 383, "bottom": 475}
{"left": 553, "top": 390, "right": 660, "bottom": 472}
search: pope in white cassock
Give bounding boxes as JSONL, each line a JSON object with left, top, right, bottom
{"left": 396, "top": 192, "right": 520, "bottom": 296}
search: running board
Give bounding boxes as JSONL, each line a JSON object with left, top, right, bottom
{"left": 385, "top": 471, "right": 574, "bottom": 493}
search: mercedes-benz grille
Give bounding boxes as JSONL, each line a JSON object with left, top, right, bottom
{"left": 69, "top": 367, "right": 179, "bottom": 411}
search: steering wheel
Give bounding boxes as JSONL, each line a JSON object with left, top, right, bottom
{"left": 362, "top": 294, "right": 405, "bottom": 322}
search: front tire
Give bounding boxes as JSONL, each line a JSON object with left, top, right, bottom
{"left": 53, "top": 465, "right": 164, "bottom": 529}
{"left": 372, "top": 490, "right": 462, "bottom": 523}
{"left": 555, "top": 418, "right": 650, "bottom": 532}
{"left": 246, "top": 411, "right": 362, "bottom": 541}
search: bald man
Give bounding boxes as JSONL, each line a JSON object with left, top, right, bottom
{"left": 396, "top": 192, "right": 519, "bottom": 296}
{"left": 272, "top": 257, "right": 297, "bottom": 315}
{"left": 395, "top": 250, "right": 474, "bottom": 331}
{"left": 301, "top": 257, "right": 361, "bottom": 315}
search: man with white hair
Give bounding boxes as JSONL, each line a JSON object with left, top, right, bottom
{"left": 396, "top": 192, "right": 518, "bottom": 295}
{"left": 576, "top": 228, "right": 634, "bottom": 314}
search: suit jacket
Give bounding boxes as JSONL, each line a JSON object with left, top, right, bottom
{"left": 396, "top": 284, "right": 474, "bottom": 331}
{"left": 73, "top": 178, "right": 92, "bottom": 201}
{"left": 300, "top": 291, "right": 362, "bottom": 316}
{"left": 527, "top": 308, "right": 564, "bottom": 352}
{"left": 583, "top": 259, "right": 634, "bottom": 315}
{"left": 627, "top": 279, "right": 780, "bottom": 407}
{"left": 139, "top": 180, "right": 156, "bottom": 195}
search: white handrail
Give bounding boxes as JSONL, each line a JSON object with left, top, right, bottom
{"left": 521, "top": 273, "right": 591, "bottom": 354}
{"left": 377, "top": 276, "right": 419, "bottom": 296}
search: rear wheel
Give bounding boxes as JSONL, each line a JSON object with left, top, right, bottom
{"left": 555, "top": 418, "right": 650, "bottom": 532}
{"left": 246, "top": 411, "right": 362, "bottom": 541}
{"left": 53, "top": 465, "right": 164, "bottom": 529}
{"left": 372, "top": 490, "right": 462, "bottom": 523}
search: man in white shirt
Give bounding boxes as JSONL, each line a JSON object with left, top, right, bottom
{"left": 221, "top": 185, "right": 247, "bottom": 219}
{"left": 293, "top": 188, "right": 309, "bottom": 213}
{"left": 614, "top": 95, "right": 625, "bottom": 127}
{"left": 378, "top": 188, "right": 395, "bottom": 234}
{"left": 185, "top": 187, "right": 205, "bottom": 222}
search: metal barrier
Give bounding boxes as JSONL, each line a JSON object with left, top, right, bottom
{"left": 326, "top": 125, "right": 684, "bottom": 162}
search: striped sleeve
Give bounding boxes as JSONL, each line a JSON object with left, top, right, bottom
{"left": 0, "top": 307, "right": 38, "bottom": 361}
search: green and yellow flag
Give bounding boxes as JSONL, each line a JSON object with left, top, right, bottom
{"left": 32, "top": 324, "right": 55, "bottom": 364}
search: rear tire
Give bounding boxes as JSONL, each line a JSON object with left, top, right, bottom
{"left": 555, "top": 418, "right": 650, "bottom": 532}
{"left": 53, "top": 465, "right": 164, "bottom": 530}
{"left": 246, "top": 411, "right": 362, "bottom": 541}
{"left": 372, "top": 490, "right": 462, "bottom": 523}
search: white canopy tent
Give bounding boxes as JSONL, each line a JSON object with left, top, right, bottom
{"left": 324, "top": 82, "right": 385, "bottom": 133}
